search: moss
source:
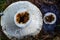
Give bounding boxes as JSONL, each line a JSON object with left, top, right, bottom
{"left": 0, "top": 0, "right": 7, "bottom": 12}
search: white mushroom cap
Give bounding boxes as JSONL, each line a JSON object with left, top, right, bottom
{"left": 44, "top": 12, "right": 56, "bottom": 24}
{"left": 1, "top": 1, "right": 43, "bottom": 39}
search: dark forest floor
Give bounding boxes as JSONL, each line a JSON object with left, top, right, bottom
{"left": 0, "top": 0, "right": 60, "bottom": 40}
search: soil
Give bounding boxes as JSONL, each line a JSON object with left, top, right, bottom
{"left": 0, "top": 0, "right": 60, "bottom": 40}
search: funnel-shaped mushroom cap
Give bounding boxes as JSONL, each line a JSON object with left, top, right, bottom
{"left": 1, "top": 1, "right": 43, "bottom": 39}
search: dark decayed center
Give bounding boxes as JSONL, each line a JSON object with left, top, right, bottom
{"left": 45, "top": 15, "right": 55, "bottom": 22}
{"left": 16, "top": 12, "right": 29, "bottom": 24}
